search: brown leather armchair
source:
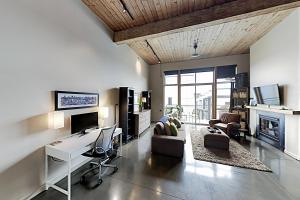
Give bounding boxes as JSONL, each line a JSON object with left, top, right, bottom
{"left": 209, "top": 113, "right": 241, "bottom": 137}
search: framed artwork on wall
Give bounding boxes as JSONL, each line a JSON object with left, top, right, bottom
{"left": 55, "top": 91, "right": 99, "bottom": 111}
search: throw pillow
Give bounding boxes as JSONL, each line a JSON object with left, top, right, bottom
{"left": 170, "top": 122, "right": 178, "bottom": 136}
{"left": 168, "top": 116, "right": 174, "bottom": 123}
{"left": 154, "top": 122, "right": 165, "bottom": 135}
{"left": 164, "top": 121, "right": 172, "bottom": 136}
{"left": 159, "top": 115, "right": 170, "bottom": 124}
{"left": 173, "top": 117, "right": 181, "bottom": 128}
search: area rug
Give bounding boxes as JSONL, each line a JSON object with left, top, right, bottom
{"left": 190, "top": 128, "right": 272, "bottom": 172}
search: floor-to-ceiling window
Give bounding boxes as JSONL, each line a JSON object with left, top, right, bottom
{"left": 164, "top": 65, "right": 236, "bottom": 125}
{"left": 215, "top": 65, "right": 236, "bottom": 118}
{"left": 164, "top": 71, "right": 179, "bottom": 116}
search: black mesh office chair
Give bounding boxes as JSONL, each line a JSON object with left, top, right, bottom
{"left": 81, "top": 124, "right": 118, "bottom": 187}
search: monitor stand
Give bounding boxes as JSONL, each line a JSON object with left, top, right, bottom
{"left": 78, "top": 129, "right": 87, "bottom": 137}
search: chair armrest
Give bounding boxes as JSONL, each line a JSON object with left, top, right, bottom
{"left": 227, "top": 122, "right": 241, "bottom": 134}
{"left": 209, "top": 119, "right": 221, "bottom": 127}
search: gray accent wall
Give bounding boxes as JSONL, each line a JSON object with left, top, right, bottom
{"left": 0, "top": 1, "right": 148, "bottom": 199}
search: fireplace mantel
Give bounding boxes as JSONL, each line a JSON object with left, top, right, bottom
{"left": 246, "top": 106, "right": 300, "bottom": 115}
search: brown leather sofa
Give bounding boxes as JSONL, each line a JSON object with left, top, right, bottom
{"left": 209, "top": 113, "right": 241, "bottom": 137}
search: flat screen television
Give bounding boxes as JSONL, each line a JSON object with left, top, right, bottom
{"left": 71, "top": 112, "right": 98, "bottom": 134}
{"left": 253, "top": 84, "right": 280, "bottom": 105}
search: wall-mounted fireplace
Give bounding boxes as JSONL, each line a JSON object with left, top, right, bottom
{"left": 256, "top": 111, "right": 285, "bottom": 151}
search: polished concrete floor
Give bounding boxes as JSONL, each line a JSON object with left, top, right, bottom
{"left": 34, "top": 125, "right": 300, "bottom": 200}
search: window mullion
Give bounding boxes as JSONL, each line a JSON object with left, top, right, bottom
{"left": 178, "top": 71, "right": 181, "bottom": 109}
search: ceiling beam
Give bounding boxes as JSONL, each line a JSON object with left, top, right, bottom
{"left": 114, "top": 0, "right": 300, "bottom": 44}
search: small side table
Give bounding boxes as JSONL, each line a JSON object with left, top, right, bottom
{"left": 238, "top": 128, "right": 249, "bottom": 139}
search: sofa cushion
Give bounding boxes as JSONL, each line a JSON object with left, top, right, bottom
{"left": 214, "top": 123, "right": 228, "bottom": 129}
{"left": 154, "top": 122, "right": 165, "bottom": 135}
{"left": 220, "top": 113, "right": 240, "bottom": 123}
{"left": 220, "top": 114, "right": 229, "bottom": 123}
{"left": 177, "top": 124, "right": 186, "bottom": 143}
{"left": 164, "top": 121, "right": 172, "bottom": 136}
{"left": 170, "top": 122, "right": 178, "bottom": 136}
{"left": 173, "top": 117, "right": 182, "bottom": 128}
{"left": 159, "top": 116, "right": 169, "bottom": 124}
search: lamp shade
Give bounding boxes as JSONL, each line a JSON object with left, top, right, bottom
{"left": 99, "top": 107, "right": 109, "bottom": 119}
{"left": 49, "top": 111, "right": 64, "bottom": 129}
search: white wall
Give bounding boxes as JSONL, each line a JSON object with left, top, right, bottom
{"left": 149, "top": 54, "right": 250, "bottom": 121}
{"left": 0, "top": 1, "right": 148, "bottom": 199}
{"left": 250, "top": 9, "right": 300, "bottom": 159}
{"left": 250, "top": 10, "right": 300, "bottom": 109}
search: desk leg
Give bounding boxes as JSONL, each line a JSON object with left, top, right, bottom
{"left": 67, "top": 157, "right": 71, "bottom": 200}
{"left": 45, "top": 154, "right": 49, "bottom": 190}
{"left": 120, "top": 133, "right": 123, "bottom": 157}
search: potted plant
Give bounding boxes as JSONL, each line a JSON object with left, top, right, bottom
{"left": 138, "top": 97, "right": 143, "bottom": 112}
{"left": 164, "top": 105, "right": 183, "bottom": 118}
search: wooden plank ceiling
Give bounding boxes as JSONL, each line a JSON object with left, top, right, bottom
{"left": 82, "top": 0, "right": 294, "bottom": 64}
{"left": 82, "top": 0, "right": 235, "bottom": 31}
{"left": 129, "top": 10, "right": 292, "bottom": 64}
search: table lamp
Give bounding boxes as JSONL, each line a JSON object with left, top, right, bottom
{"left": 99, "top": 107, "right": 109, "bottom": 127}
{"left": 48, "top": 111, "right": 64, "bottom": 129}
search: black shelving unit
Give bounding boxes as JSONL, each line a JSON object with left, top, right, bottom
{"left": 119, "top": 87, "right": 135, "bottom": 143}
{"left": 142, "top": 90, "right": 152, "bottom": 109}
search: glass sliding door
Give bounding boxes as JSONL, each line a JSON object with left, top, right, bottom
{"left": 181, "top": 85, "right": 195, "bottom": 123}
{"left": 196, "top": 85, "right": 213, "bottom": 124}
{"left": 180, "top": 70, "right": 213, "bottom": 125}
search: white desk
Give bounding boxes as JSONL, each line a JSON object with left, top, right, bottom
{"left": 45, "top": 128, "right": 122, "bottom": 200}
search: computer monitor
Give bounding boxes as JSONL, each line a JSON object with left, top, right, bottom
{"left": 71, "top": 112, "right": 98, "bottom": 134}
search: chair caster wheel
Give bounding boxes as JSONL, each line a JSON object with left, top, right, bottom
{"left": 98, "top": 179, "right": 103, "bottom": 185}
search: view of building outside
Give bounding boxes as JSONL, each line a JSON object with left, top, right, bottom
{"left": 180, "top": 85, "right": 195, "bottom": 123}
{"left": 164, "top": 74, "right": 179, "bottom": 117}
{"left": 216, "top": 78, "right": 232, "bottom": 118}
{"left": 196, "top": 85, "right": 212, "bottom": 124}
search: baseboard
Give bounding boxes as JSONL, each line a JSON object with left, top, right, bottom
{"left": 284, "top": 150, "right": 300, "bottom": 160}
{"left": 22, "top": 184, "right": 46, "bottom": 200}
